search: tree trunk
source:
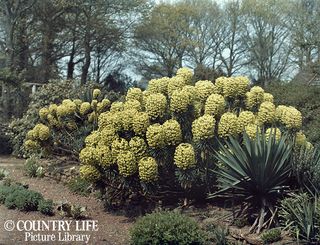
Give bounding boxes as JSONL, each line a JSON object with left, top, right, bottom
{"left": 81, "top": 28, "right": 91, "bottom": 85}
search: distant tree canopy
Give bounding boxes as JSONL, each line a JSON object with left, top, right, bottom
{"left": 0, "top": 0, "right": 320, "bottom": 119}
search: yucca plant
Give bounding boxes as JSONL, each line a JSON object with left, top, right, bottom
{"left": 279, "top": 193, "right": 320, "bottom": 244}
{"left": 209, "top": 132, "right": 292, "bottom": 233}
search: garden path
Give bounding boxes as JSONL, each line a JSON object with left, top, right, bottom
{"left": 0, "top": 156, "right": 132, "bottom": 245}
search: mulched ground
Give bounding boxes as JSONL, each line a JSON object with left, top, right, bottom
{"left": 0, "top": 156, "right": 133, "bottom": 245}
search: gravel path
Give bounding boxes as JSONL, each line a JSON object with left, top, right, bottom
{"left": 0, "top": 156, "right": 132, "bottom": 245}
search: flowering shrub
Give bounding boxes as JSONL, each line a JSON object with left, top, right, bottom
{"left": 23, "top": 86, "right": 117, "bottom": 159}
{"left": 69, "top": 68, "right": 310, "bottom": 207}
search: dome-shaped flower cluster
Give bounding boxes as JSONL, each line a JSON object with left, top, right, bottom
{"left": 215, "top": 76, "right": 249, "bottom": 98}
{"left": 146, "top": 123, "right": 165, "bottom": 148}
{"left": 129, "top": 137, "right": 147, "bottom": 160}
{"left": 126, "top": 87, "right": 143, "bottom": 102}
{"left": 174, "top": 143, "right": 196, "bottom": 170}
{"left": 280, "top": 106, "right": 302, "bottom": 130}
{"left": 145, "top": 93, "right": 167, "bottom": 120}
{"left": 163, "top": 119, "right": 182, "bottom": 146}
{"left": 176, "top": 67, "right": 193, "bottom": 84}
{"left": 238, "top": 111, "right": 256, "bottom": 131}
{"left": 170, "top": 90, "right": 192, "bottom": 113}
{"left": 205, "top": 94, "right": 225, "bottom": 117}
{"left": 132, "top": 112, "right": 150, "bottom": 135}
{"left": 138, "top": 157, "right": 158, "bottom": 182}
{"left": 80, "top": 165, "right": 101, "bottom": 182}
{"left": 257, "top": 102, "right": 276, "bottom": 125}
{"left": 218, "top": 112, "right": 239, "bottom": 138}
{"left": 117, "top": 151, "right": 137, "bottom": 177}
{"left": 195, "top": 80, "right": 217, "bottom": 102}
{"left": 148, "top": 77, "right": 170, "bottom": 95}
{"left": 245, "top": 86, "right": 264, "bottom": 110}
{"left": 168, "top": 76, "right": 186, "bottom": 96}
{"left": 192, "top": 115, "right": 215, "bottom": 141}
{"left": 245, "top": 124, "right": 260, "bottom": 139}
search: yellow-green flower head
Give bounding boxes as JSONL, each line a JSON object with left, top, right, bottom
{"left": 167, "top": 76, "right": 186, "bottom": 96}
{"left": 62, "top": 99, "right": 77, "bottom": 114}
{"left": 85, "top": 130, "right": 101, "bottom": 147}
{"left": 26, "top": 129, "right": 37, "bottom": 140}
{"left": 306, "top": 142, "right": 314, "bottom": 151}
{"left": 132, "top": 112, "right": 150, "bottom": 136}
{"left": 97, "top": 99, "right": 111, "bottom": 113}
{"left": 219, "top": 77, "right": 239, "bottom": 98}
{"left": 117, "top": 151, "right": 137, "bottom": 177}
{"left": 107, "top": 111, "right": 123, "bottom": 132}
{"left": 148, "top": 77, "right": 170, "bottom": 94}
{"left": 182, "top": 85, "right": 196, "bottom": 101}
{"left": 163, "top": 119, "right": 182, "bottom": 146}
{"left": 238, "top": 111, "right": 256, "bottom": 131}
{"left": 263, "top": 93, "right": 274, "bottom": 103}
{"left": 215, "top": 76, "right": 228, "bottom": 94}
{"left": 218, "top": 112, "right": 239, "bottom": 138}
{"left": 96, "top": 145, "right": 113, "bottom": 168}
{"left": 121, "top": 109, "right": 138, "bottom": 131}
{"left": 195, "top": 80, "right": 217, "bottom": 102}
{"left": 88, "top": 112, "right": 97, "bottom": 123}
{"left": 24, "top": 139, "right": 40, "bottom": 151}
{"left": 66, "top": 121, "right": 77, "bottom": 131}
{"left": 98, "top": 111, "right": 114, "bottom": 129}
{"left": 146, "top": 123, "right": 165, "bottom": 148}
{"left": 234, "top": 76, "right": 250, "bottom": 96}
{"left": 245, "top": 86, "right": 264, "bottom": 109}
{"left": 281, "top": 106, "right": 302, "bottom": 130}
{"left": 174, "top": 143, "right": 196, "bottom": 170}
{"left": 176, "top": 67, "right": 193, "bottom": 84}
{"left": 91, "top": 99, "right": 98, "bottom": 110}
{"left": 145, "top": 93, "right": 167, "bottom": 120}
{"left": 265, "top": 128, "right": 282, "bottom": 141}
{"left": 80, "top": 102, "right": 91, "bottom": 115}
{"left": 48, "top": 104, "right": 58, "bottom": 115}
{"left": 170, "top": 90, "right": 191, "bottom": 114}
{"left": 138, "top": 157, "right": 158, "bottom": 182}
{"left": 73, "top": 99, "right": 82, "bottom": 107}
{"left": 79, "top": 147, "right": 99, "bottom": 165}
{"left": 257, "top": 101, "right": 276, "bottom": 125}
{"left": 129, "top": 137, "right": 147, "bottom": 160}
{"left": 56, "top": 104, "right": 68, "bottom": 117}
{"left": 124, "top": 99, "right": 141, "bottom": 111}
{"left": 126, "top": 87, "right": 143, "bottom": 102}
{"left": 80, "top": 165, "right": 101, "bottom": 182}
{"left": 34, "top": 123, "right": 50, "bottom": 141}
{"left": 39, "top": 108, "right": 49, "bottom": 120}
{"left": 244, "top": 124, "right": 261, "bottom": 139}
{"left": 110, "top": 101, "right": 124, "bottom": 112}
{"left": 205, "top": 93, "right": 225, "bottom": 117}
{"left": 111, "top": 138, "right": 129, "bottom": 159}
{"left": 99, "top": 125, "right": 118, "bottom": 147}
{"left": 93, "top": 88, "right": 101, "bottom": 99}
{"left": 192, "top": 115, "right": 216, "bottom": 141}
{"left": 47, "top": 114, "right": 60, "bottom": 128}
{"left": 275, "top": 105, "right": 286, "bottom": 123}
{"left": 295, "top": 131, "right": 307, "bottom": 147}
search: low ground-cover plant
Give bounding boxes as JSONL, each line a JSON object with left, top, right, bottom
{"left": 24, "top": 155, "right": 43, "bottom": 178}
{"left": 130, "top": 211, "right": 208, "bottom": 245}
{"left": 260, "top": 228, "right": 281, "bottom": 244}
{"left": 279, "top": 193, "right": 320, "bottom": 244}
{"left": 0, "top": 183, "right": 54, "bottom": 215}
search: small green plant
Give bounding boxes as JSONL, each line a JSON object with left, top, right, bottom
{"left": 130, "top": 211, "right": 208, "bottom": 245}
{"left": 67, "top": 177, "right": 91, "bottom": 196}
{"left": 25, "top": 155, "right": 40, "bottom": 178}
{"left": 260, "top": 228, "right": 281, "bottom": 244}
{"left": 0, "top": 185, "right": 14, "bottom": 204}
{"left": 38, "top": 199, "right": 54, "bottom": 216}
{"left": 71, "top": 204, "right": 87, "bottom": 220}
{"left": 207, "top": 224, "right": 229, "bottom": 245}
{"left": 279, "top": 193, "right": 320, "bottom": 243}
{"left": 0, "top": 168, "right": 8, "bottom": 180}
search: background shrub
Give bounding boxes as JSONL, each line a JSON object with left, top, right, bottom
{"left": 24, "top": 155, "right": 41, "bottom": 178}
{"left": 38, "top": 199, "right": 54, "bottom": 216}
{"left": 130, "top": 211, "right": 207, "bottom": 245}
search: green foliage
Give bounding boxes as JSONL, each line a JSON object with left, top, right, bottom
{"left": 267, "top": 83, "right": 320, "bottom": 144}
{"left": 0, "top": 185, "right": 15, "bottom": 204}
{"left": 67, "top": 177, "right": 91, "bottom": 196}
{"left": 292, "top": 146, "right": 320, "bottom": 193}
{"left": 210, "top": 132, "right": 292, "bottom": 233}
{"left": 4, "top": 186, "right": 44, "bottom": 211}
{"left": 279, "top": 193, "right": 320, "bottom": 243}
{"left": 260, "top": 228, "right": 281, "bottom": 244}
{"left": 205, "top": 224, "right": 229, "bottom": 245}
{"left": 24, "top": 155, "right": 41, "bottom": 178}
{"left": 130, "top": 211, "right": 208, "bottom": 245}
{"left": 38, "top": 199, "right": 54, "bottom": 216}
{"left": 57, "top": 201, "right": 86, "bottom": 219}
{"left": 0, "top": 168, "right": 8, "bottom": 181}
{"left": 234, "top": 217, "right": 249, "bottom": 228}
{"left": 0, "top": 123, "right": 12, "bottom": 154}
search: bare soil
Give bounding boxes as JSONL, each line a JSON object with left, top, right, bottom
{"left": 0, "top": 156, "right": 133, "bottom": 245}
